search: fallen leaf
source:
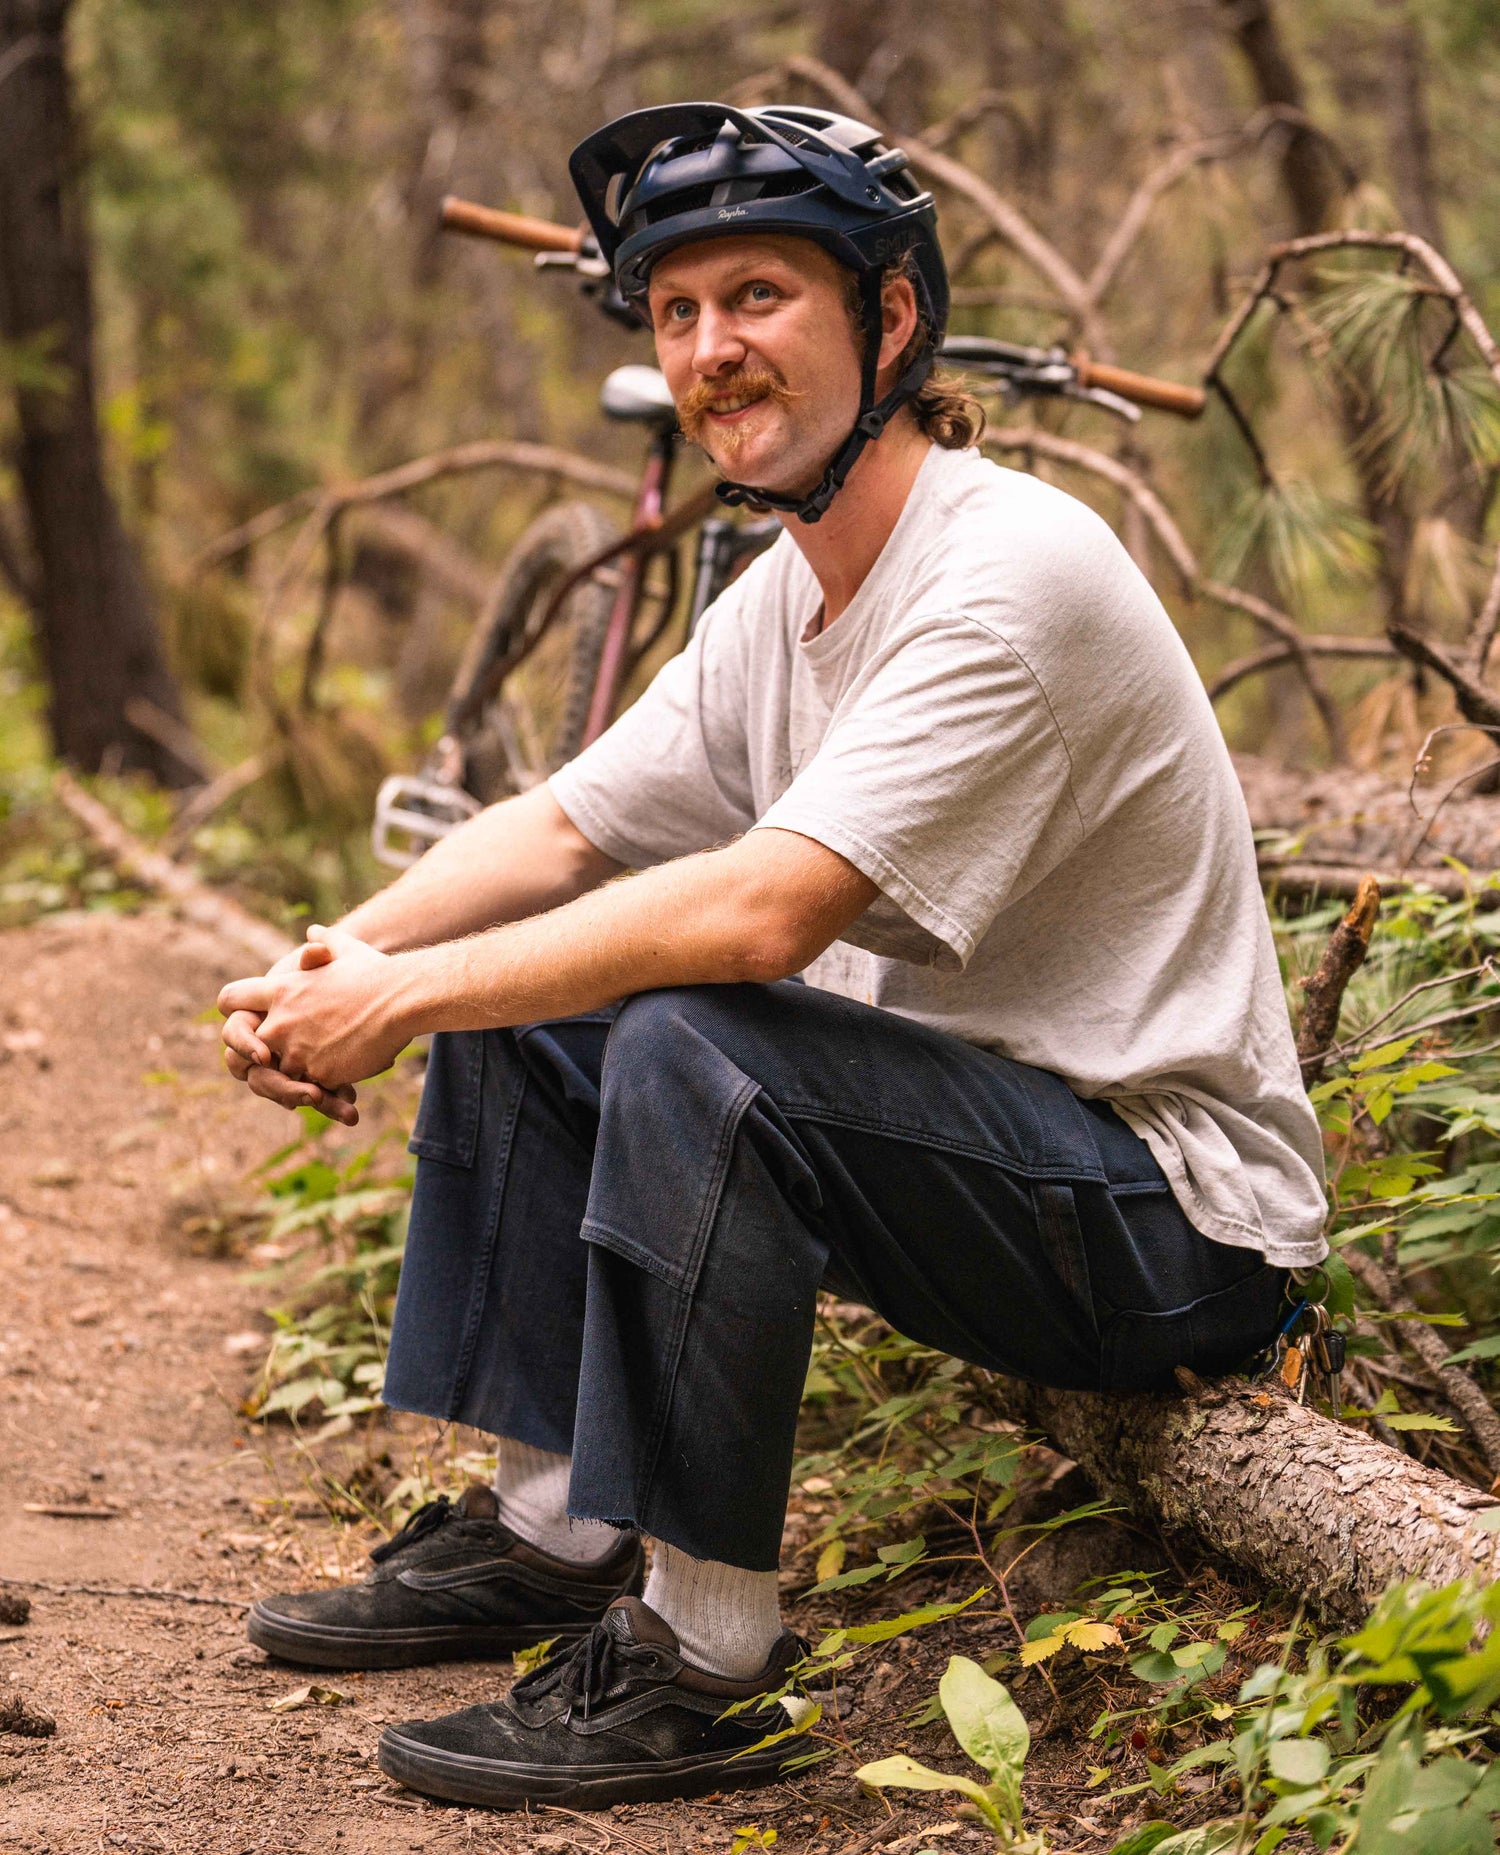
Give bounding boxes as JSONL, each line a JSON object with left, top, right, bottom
{"left": 268, "top": 1683, "right": 349, "bottom": 1713}
{"left": 69, "top": 1303, "right": 105, "bottom": 1327}
{"left": 222, "top": 1331, "right": 266, "bottom": 1357}
{"left": 32, "top": 1160, "right": 78, "bottom": 1188}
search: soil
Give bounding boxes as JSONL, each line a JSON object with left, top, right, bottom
{"left": 0, "top": 909, "right": 1170, "bottom": 1855}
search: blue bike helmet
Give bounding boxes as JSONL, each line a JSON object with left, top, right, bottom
{"left": 569, "top": 103, "right": 949, "bottom": 523}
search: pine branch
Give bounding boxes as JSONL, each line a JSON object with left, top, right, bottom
{"left": 1208, "top": 637, "right": 1397, "bottom": 701}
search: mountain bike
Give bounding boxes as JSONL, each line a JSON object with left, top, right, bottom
{"left": 372, "top": 195, "right": 1205, "bottom": 868}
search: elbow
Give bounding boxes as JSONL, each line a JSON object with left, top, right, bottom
{"left": 722, "top": 909, "right": 824, "bottom": 987}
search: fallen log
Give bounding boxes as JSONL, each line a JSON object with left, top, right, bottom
{"left": 988, "top": 1371, "right": 1500, "bottom": 1620}
{"left": 53, "top": 771, "right": 293, "bottom": 968}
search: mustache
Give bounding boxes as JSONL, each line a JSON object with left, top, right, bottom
{"left": 677, "top": 368, "right": 799, "bottom": 444}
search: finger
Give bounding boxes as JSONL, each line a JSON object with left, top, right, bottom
{"left": 223, "top": 1046, "right": 252, "bottom": 1082}
{"left": 298, "top": 940, "right": 334, "bottom": 970}
{"left": 218, "top": 977, "right": 275, "bottom": 1018}
{"left": 246, "top": 1066, "right": 328, "bottom": 1113}
{"left": 305, "top": 923, "right": 369, "bottom": 956}
{"left": 222, "top": 1010, "right": 272, "bottom": 1069}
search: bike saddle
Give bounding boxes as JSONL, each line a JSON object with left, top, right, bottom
{"left": 599, "top": 365, "right": 677, "bottom": 427}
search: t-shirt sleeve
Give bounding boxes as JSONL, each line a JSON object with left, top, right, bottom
{"left": 547, "top": 575, "right": 759, "bottom": 868}
{"left": 754, "top": 617, "right": 1084, "bottom": 970}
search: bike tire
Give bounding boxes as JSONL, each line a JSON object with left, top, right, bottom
{"left": 446, "top": 500, "right": 621, "bottom": 800}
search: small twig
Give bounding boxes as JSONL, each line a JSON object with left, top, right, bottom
{"left": 0, "top": 1575, "right": 247, "bottom": 1611}
{"left": 539, "top": 1803, "right": 662, "bottom": 1853}
{"left": 1343, "top": 1248, "right": 1500, "bottom": 1480}
{"left": 1207, "top": 636, "right": 1396, "bottom": 702}
{"left": 831, "top": 1812, "right": 908, "bottom": 1855}
{"left": 1325, "top": 960, "right": 1493, "bottom": 1059}
{"left": 1295, "top": 875, "right": 1381, "bottom": 1078}
{"left": 1469, "top": 542, "right": 1500, "bottom": 675}
{"left": 162, "top": 751, "right": 280, "bottom": 855}
{"left": 123, "top": 696, "right": 216, "bottom": 784}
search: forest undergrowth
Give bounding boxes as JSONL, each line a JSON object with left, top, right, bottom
{"left": 99, "top": 867, "right": 1500, "bottom": 1854}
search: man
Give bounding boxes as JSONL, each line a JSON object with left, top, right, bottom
{"left": 219, "top": 103, "right": 1327, "bottom": 1811}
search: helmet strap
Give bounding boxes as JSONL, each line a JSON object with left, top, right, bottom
{"left": 715, "top": 267, "right": 934, "bottom": 526}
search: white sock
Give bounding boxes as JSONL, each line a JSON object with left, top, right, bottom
{"left": 491, "top": 1438, "right": 624, "bottom": 1565}
{"left": 642, "top": 1541, "right": 783, "bottom": 1679}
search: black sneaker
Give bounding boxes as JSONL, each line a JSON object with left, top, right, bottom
{"left": 246, "top": 1485, "right": 645, "bottom": 1670}
{"left": 376, "top": 1596, "right": 810, "bottom": 1809}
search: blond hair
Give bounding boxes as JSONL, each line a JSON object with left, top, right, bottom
{"left": 844, "top": 257, "right": 986, "bottom": 450}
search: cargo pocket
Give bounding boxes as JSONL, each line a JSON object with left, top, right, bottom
{"left": 408, "top": 1030, "right": 485, "bottom": 1168}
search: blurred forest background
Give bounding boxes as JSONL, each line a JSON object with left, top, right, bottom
{"left": 6, "top": 0, "right": 1500, "bottom": 927}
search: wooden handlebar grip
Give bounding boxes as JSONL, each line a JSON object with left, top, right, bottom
{"left": 439, "top": 196, "right": 583, "bottom": 254}
{"left": 1073, "top": 356, "right": 1207, "bottom": 419}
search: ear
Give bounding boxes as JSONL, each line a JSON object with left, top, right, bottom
{"left": 876, "top": 271, "right": 920, "bottom": 387}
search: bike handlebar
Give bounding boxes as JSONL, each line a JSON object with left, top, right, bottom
{"left": 438, "top": 197, "right": 1209, "bottom": 420}
{"left": 1072, "top": 355, "right": 1205, "bottom": 419}
{"left": 440, "top": 195, "right": 583, "bottom": 254}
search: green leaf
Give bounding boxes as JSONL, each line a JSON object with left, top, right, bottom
{"left": 939, "top": 1655, "right": 1029, "bottom": 1783}
{"left": 1107, "top": 1827, "right": 1181, "bottom": 1855}
{"left": 841, "top": 1589, "right": 987, "bottom": 1645}
{"left": 1267, "top": 1737, "right": 1330, "bottom": 1786}
{"left": 1445, "top": 1332, "right": 1500, "bottom": 1365}
{"left": 1349, "top": 1036, "right": 1422, "bottom": 1074}
{"left": 804, "top": 1561, "right": 885, "bottom": 1596}
{"left": 853, "top": 1754, "right": 1000, "bottom": 1825}
{"left": 1382, "top": 1411, "right": 1461, "bottom": 1433}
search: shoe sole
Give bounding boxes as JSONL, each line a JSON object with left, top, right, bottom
{"left": 246, "top": 1606, "right": 591, "bottom": 1671}
{"left": 376, "top": 1725, "right": 808, "bottom": 1810}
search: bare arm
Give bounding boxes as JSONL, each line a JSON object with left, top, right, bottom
{"left": 219, "top": 783, "right": 620, "bottom": 1119}
{"left": 342, "top": 782, "right": 622, "bottom": 951}
{"left": 220, "top": 827, "right": 878, "bottom": 1098}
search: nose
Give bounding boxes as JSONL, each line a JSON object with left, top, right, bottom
{"left": 690, "top": 301, "right": 748, "bottom": 378}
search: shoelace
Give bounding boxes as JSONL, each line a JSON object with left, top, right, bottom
{"left": 512, "top": 1623, "right": 667, "bottom": 1719}
{"left": 368, "top": 1495, "right": 456, "bottom": 1565}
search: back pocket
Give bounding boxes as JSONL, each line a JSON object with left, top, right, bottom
{"left": 408, "top": 1030, "right": 485, "bottom": 1168}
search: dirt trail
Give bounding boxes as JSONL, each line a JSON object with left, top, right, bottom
{"left": 0, "top": 912, "right": 974, "bottom": 1855}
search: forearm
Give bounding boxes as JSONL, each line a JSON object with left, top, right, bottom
{"left": 340, "top": 783, "right": 621, "bottom": 953}
{"left": 387, "top": 827, "right": 875, "bottom": 1036}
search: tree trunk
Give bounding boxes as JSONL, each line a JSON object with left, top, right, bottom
{"left": 989, "top": 1372, "right": 1500, "bottom": 1621}
{"left": 0, "top": 0, "right": 194, "bottom": 785}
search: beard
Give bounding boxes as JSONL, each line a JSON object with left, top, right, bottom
{"left": 676, "top": 366, "right": 801, "bottom": 466}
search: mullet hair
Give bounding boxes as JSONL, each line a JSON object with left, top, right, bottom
{"left": 844, "top": 255, "right": 987, "bottom": 451}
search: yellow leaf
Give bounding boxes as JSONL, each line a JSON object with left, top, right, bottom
{"left": 1019, "top": 1631, "right": 1066, "bottom": 1666}
{"left": 1063, "top": 1621, "right": 1121, "bottom": 1653}
{"left": 815, "top": 1539, "right": 846, "bottom": 1583}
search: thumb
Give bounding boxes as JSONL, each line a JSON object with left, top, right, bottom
{"left": 299, "top": 940, "right": 334, "bottom": 970}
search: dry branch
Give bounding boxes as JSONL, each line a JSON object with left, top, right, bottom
{"left": 1295, "top": 875, "right": 1381, "bottom": 1077}
{"left": 1342, "top": 1250, "right": 1500, "bottom": 1483}
{"left": 1208, "top": 638, "right": 1397, "bottom": 701}
{"left": 1258, "top": 860, "right": 1477, "bottom": 903}
{"left": 193, "top": 441, "right": 636, "bottom": 573}
{"left": 53, "top": 771, "right": 292, "bottom": 967}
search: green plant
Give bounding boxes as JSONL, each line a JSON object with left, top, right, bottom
{"left": 857, "top": 1655, "right": 1042, "bottom": 1852}
{"left": 1103, "top": 1577, "right": 1500, "bottom": 1854}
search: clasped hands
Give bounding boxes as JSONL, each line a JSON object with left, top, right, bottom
{"left": 218, "top": 925, "right": 411, "bottom": 1127}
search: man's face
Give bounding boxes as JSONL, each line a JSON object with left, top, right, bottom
{"left": 647, "top": 235, "right": 864, "bottom": 494}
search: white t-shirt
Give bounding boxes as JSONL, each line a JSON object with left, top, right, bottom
{"left": 550, "top": 444, "right": 1328, "bottom": 1266}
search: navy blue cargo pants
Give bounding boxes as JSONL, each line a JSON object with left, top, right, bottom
{"left": 382, "top": 981, "right": 1286, "bottom": 1571}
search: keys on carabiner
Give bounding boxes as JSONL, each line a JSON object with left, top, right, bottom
{"left": 1313, "top": 1317, "right": 1347, "bottom": 1418}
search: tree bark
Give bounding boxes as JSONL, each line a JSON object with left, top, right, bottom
{"left": 0, "top": 0, "right": 194, "bottom": 785}
{"left": 988, "top": 1371, "right": 1500, "bottom": 1621}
